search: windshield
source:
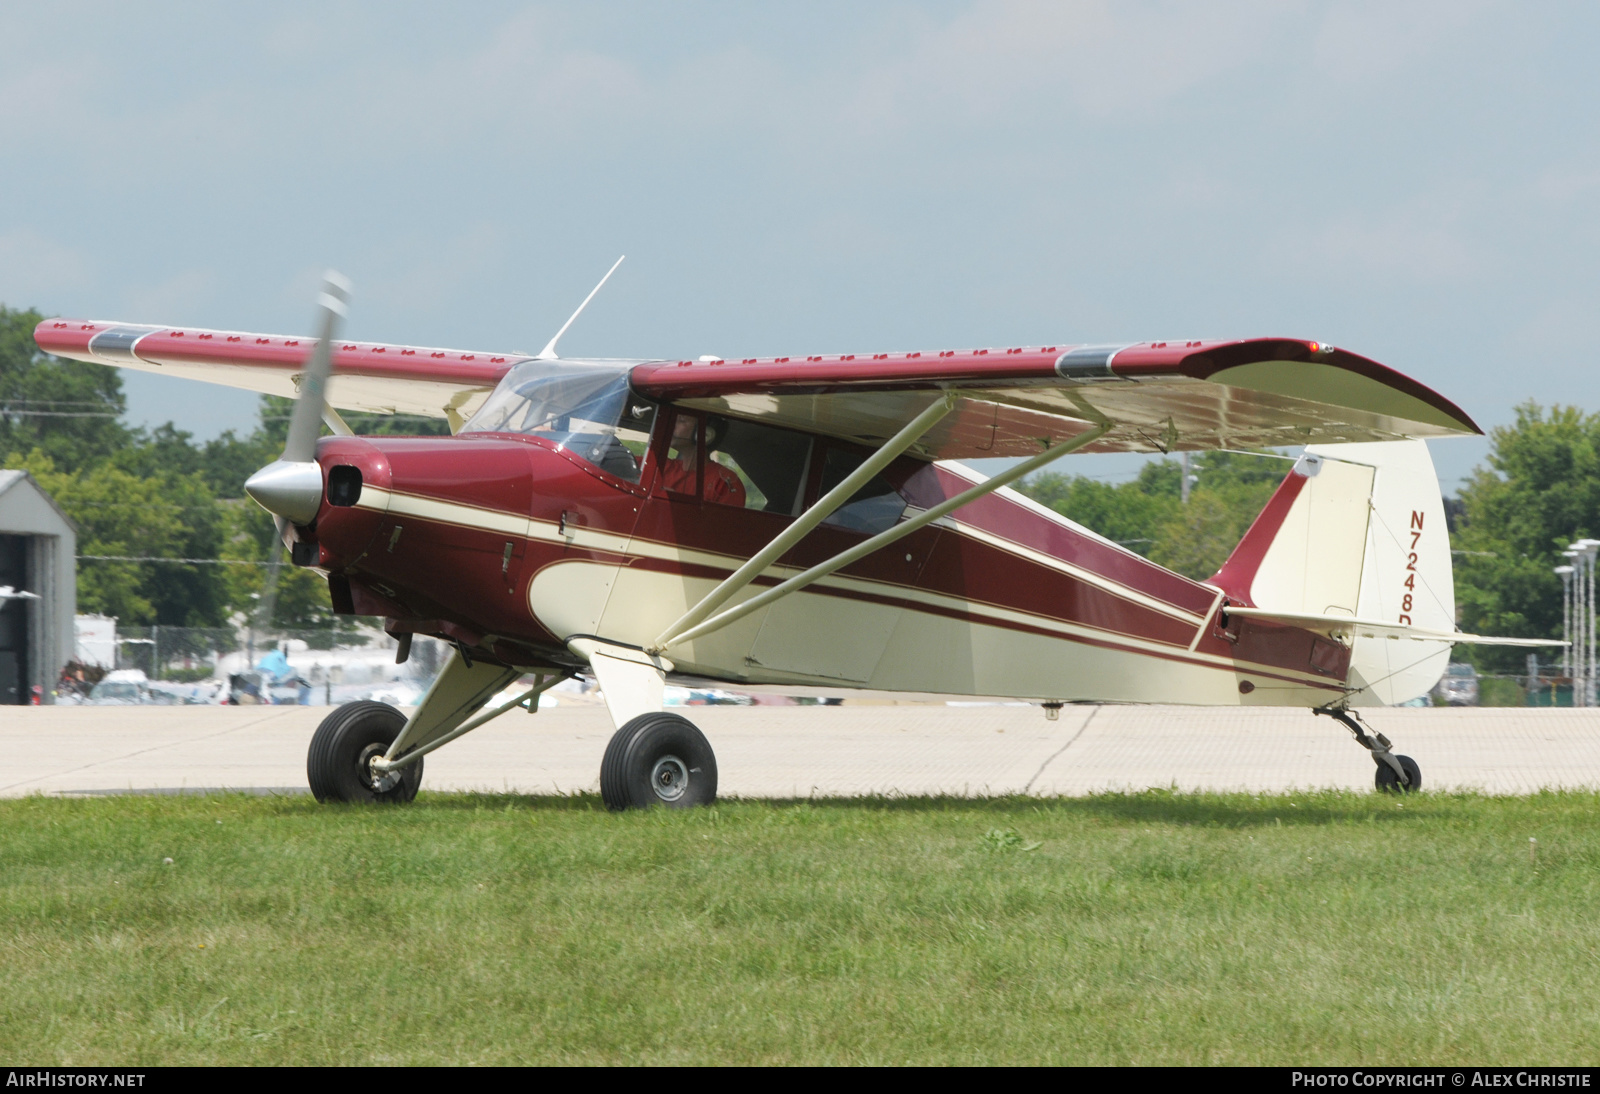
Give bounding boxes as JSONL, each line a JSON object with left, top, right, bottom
{"left": 460, "top": 359, "right": 655, "bottom": 482}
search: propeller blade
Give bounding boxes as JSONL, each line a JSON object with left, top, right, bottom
{"left": 247, "top": 271, "right": 350, "bottom": 631}
{"left": 282, "top": 271, "right": 351, "bottom": 463}
{"left": 245, "top": 271, "right": 351, "bottom": 523}
{"left": 256, "top": 533, "right": 285, "bottom": 631}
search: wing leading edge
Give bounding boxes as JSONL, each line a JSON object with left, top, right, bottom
{"left": 629, "top": 338, "right": 1480, "bottom": 459}
{"left": 34, "top": 319, "right": 531, "bottom": 425}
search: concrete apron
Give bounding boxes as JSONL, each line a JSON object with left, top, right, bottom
{"left": 3, "top": 705, "right": 1599, "bottom": 799}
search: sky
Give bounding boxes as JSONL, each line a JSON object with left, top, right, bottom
{"left": 4, "top": 1, "right": 1599, "bottom": 491}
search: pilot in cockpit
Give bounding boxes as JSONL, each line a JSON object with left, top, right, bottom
{"left": 661, "top": 413, "right": 746, "bottom": 507}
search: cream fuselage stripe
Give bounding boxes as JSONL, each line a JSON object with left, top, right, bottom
{"left": 356, "top": 487, "right": 1335, "bottom": 687}
{"left": 907, "top": 507, "right": 1207, "bottom": 626}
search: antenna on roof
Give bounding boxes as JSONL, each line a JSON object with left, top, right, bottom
{"left": 536, "top": 255, "right": 625, "bottom": 361}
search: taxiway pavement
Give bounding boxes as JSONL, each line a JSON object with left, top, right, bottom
{"left": 4, "top": 702, "right": 1598, "bottom": 798}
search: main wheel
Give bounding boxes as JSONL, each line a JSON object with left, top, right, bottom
{"left": 307, "top": 700, "right": 423, "bottom": 804}
{"left": 600, "top": 712, "right": 718, "bottom": 811}
{"left": 1374, "top": 753, "right": 1422, "bottom": 793}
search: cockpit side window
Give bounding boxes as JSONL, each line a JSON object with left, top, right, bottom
{"left": 711, "top": 418, "right": 813, "bottom": 515}
{"left": 655, "top": 410, "right": 704, "bottom": 499}
{"left": 651, "top": 411, "right": 812, "bottom": 514}
{"left": 460, "top": 359, "right": 655, "bottom": 483}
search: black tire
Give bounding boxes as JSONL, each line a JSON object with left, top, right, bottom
{"left": 600, "top": 712, "right": 718, "bottom": 811}
{"left": 1374, "top": 753, "right": 1422, "bottom": 793}
{"left": 307, "top": 700, "right": 423, "bottom": 804}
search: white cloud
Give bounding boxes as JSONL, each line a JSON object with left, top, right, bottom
{"left": 1271, "top": 198, "right": 1483, "bottom": 284}
{"left": 0, "top": 51, "right": 94, "bottom": 141}
{"left": 1534, "top": 166, "right": 1600, "bottom": 205}
{"left": 0, "top": 230, "right": 95, "bottom": 308}
{"left": 1310, "top": 0, "right": 1497, "bottom": 81}
{"left": 847, "top": 0, "right": 1288, "bottom": 130}
{"left": 287, "top": 8, "right": 650, "bottom": 154}
{"left": 359, "top": 221, "right": 513, "bottom": 321}
{"left": 117, "top": 267, "right": 225, "bottom": 324}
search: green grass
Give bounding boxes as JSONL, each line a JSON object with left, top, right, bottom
{"left": 3, "top": 790, "right": 1599, "bottom": 1065}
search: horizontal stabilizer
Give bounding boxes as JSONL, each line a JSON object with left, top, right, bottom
{"left": 1226, "top": 607, "right": 1566, "bottom": 648}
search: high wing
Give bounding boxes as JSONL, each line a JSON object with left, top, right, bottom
{"left": 35, "top": 320, "right": 1478, "bottom": 455}
{"left": 630, "top": 339, "right": 1481, "bottom": 458}
{"left": 1225, "top": 607, "right": 1564, "bottom": 648}
{"left": 34, "top": 319, "right": 532, "bottom": 429}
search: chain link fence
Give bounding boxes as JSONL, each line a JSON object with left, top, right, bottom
{"left": 79, "top": 628, "right": 1571, "bottom": 709}
{"left": 63, "top": 620, "right": 453, "bottom": 706}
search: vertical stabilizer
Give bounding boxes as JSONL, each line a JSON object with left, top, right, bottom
{"left": 1210, "top": 440, "right": 1453, "bottom": 706}
{"left": 1307, "top": 440, "right": 1453, "bottom": 706}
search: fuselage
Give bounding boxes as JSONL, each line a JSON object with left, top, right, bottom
{"left": 303, "top": 417, "right": 1350, "bottom": 707}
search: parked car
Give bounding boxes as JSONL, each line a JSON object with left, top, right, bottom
{"left": 86, "top": 669, "right": 224, "bottom": 705}
{"left": 148, "top": 680, "right": 225, "bottom": 705}
{"left": 86, "top": 669, "right": 150, "bottom": 705}
{"left": 1433, "top": 662, "right": 1479, "bottom": 706}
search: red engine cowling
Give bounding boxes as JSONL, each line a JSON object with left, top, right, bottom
{"left": 305, "top": 433, "right": 647, "bottom": 663}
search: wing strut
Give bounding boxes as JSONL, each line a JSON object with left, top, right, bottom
{"left": 646, "top": 392, "right": 958, "bottom": 653}
{"left": 652, "top": 397, "right": 1114, "bottom": 655}
{"left": 321, "top": 406, "right": 355, "bottom": 436}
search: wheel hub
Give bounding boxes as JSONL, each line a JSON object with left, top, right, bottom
{"left": 650, "top": 754, "right": 689, "bottom": 802}
{"left": 358, "top": 742, "right": 402, "bottom": 793}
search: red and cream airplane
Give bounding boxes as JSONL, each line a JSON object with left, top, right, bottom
{"left": 35, "top": 265, "right": 1553, "bottom": 807}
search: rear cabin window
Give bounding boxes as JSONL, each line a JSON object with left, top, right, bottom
{"left": 818, "top": 446, "right": 908, "bottom": 535}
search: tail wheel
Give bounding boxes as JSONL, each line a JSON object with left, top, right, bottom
{"left": 600, "top": 712, "right": 718, "bottom": 811}
{"left": 1375, "top": 754, "right": 1422, "bottom": 793}
{"left": 307, "top": 700, "right": 423, "bottom": 804}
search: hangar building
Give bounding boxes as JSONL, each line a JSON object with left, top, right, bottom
{"left": 0, "top": 471, "right": 76, "bottom": 704}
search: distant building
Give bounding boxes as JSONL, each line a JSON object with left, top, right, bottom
{"left": 0, "top": 471, "right": 76, "bottom": 704}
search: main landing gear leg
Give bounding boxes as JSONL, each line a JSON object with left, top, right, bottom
{"left": 1315, "top": 705, "right": 1422, "bottom": 793}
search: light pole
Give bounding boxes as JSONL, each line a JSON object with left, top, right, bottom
{"left": 1581, "top": 541, "right": 1600, "bottom": 707}
{"left": 1568, "top": 547, "right": 1580, "bottom": 710}
{"left": 1563, "top": 548, "right": 1582, "bottom": 705}
{"left": 1564, "top": 541, "right": 1599, "bottom": 707}
{"left": 1556, "top": 564, "right": 1574, "bottom": 694}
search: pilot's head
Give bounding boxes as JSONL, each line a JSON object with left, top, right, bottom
{"left": 670, "top": 413, "right": 731, "bottom": 453}
{"left": 705, "top": 415, "right": 730, "bottom": 453}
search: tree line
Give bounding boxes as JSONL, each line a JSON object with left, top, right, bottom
{"left": 1, "top": 303, "right": 1586, "bottom": 671}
